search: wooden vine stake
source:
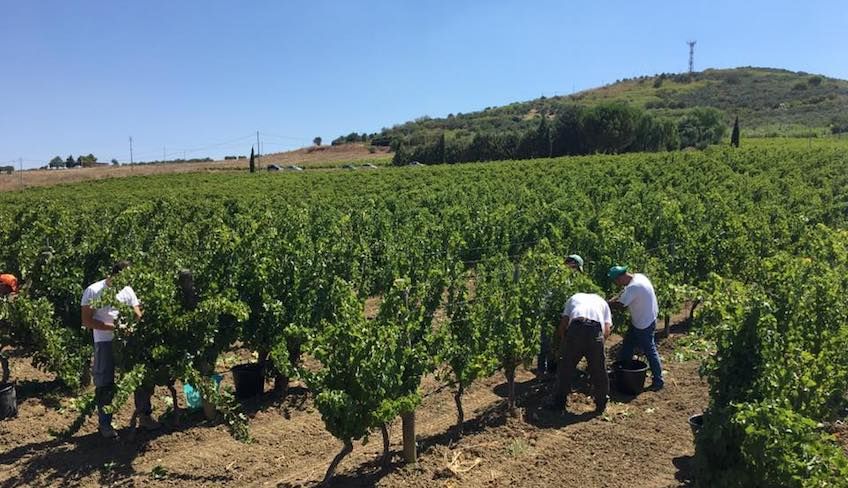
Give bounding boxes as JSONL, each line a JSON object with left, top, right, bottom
{"left": 402, "top": 410, "right": 416, "bottom": 464}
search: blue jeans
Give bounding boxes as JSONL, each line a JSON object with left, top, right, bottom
{"left": 93, "top": 341, "right": 152, "bottom": 427}
{"left": 618, "top": 322, "right": 663, "bottom": 385}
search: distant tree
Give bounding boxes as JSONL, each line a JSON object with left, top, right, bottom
{"left": 80, "top": 154, "right": 97, "bottom": 167}
{"left": 111, "top": 158, "right": 119, "bottom": 165}
{"left": 371, "top": 134, "right": 392, "bottom": 147}
{"left": 65, "top": 155, "right": 76, "bottom": 168}
{"left": 657, "top": 118, "right": 681, "bottom": 151}
{"left": 436, "top": 133, "right": 446, "bottom": 164}
{"left": 313, "top": 137, "right": 322, "bottom": 146}
{"left": 249, "top": 147, "right": 255, "bottom": 173}
{"left": 579, "top": 103, "right": 641, "bottom": 154}
{"left": 49, "top": 156, "right": 64, "bottom": 169}
{"left": 677, "top": 107, "right": 728, "bottom": 149}
{"left": 830, "top": 116, "right": 848, "bottom": 135}
{"left": 631, "top": 113, "right": 675, "bottom": 152}
{"left": 731, "top": 116, "right": 740, "bottom": 148}
{"left": 538, "top": 115, "right": 552, "bottom": 158}
{"left": 550, "top": 106, "right": 584, "bottom": 156}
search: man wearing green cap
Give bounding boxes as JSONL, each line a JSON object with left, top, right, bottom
{"left": 608, "top": 266, "right": 664, "bottom": 390}
{"left": 537, "top": 254, "right": 584, "bottom": 376}
{"left": 566, "top": 254, "right": 584, "bottom": 272}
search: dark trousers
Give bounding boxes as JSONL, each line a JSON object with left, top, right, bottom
{"left": 93, "top": 341, "right": 153, "bottom": 427}
{"left": 538, "top": 325, "right": 558, "bottom": 374}
{"left": 553, "top": 319, "right": 609, "bottom": 409}
{"left": 618, "top": 321, "right": 664, "bottom": 385}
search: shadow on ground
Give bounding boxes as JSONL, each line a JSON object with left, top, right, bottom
{"left": 673, "top": 454, "right": 696, "bottom": 486}
{"left": 0, "top": 409, "right": 235, "bottom": 488}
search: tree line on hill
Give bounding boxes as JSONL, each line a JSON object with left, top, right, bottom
{"left": 47, "top": 154, "right": 107, "bottom": 169}
{"left": 392, "top": 103, "right": 728, "bottom": 166}
{"left": 46, "top": 155, "right": 214, "bottom": 169}
{"left": 331, "top": 132, "right": 392, "bottom": 147}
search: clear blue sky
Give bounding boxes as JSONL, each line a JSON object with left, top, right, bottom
{"left": 2, "top": 0, "right": 845, "bottom": 168}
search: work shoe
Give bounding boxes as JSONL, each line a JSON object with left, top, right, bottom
{"left": 648, "top": 380, "right": 665, "bottom": 391}
{"left": 137, "top": 414, "right": 162, "bottom": 431}
{"left": 99, "top": 424, "right": 119, "bottom": 439}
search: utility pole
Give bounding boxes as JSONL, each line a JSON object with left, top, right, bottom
{"left": 18, "top": 158, "right": 23, "bottom": 187}
{"left": 256, "top": 131, "right": 261, "bottom": 170}
{"left": 129, "top": 137, "right": 134, "bottom": 169}
{"left": 163, "top": 146, "right": 166, "bottom": 163}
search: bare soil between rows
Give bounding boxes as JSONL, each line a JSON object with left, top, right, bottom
{"left": 0, "top": 326, "right": 707, "bottom": 488}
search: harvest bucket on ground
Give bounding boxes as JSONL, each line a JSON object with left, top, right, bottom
{"left": 231, "top": 363, "right": 264, "bottom": 399}
{"left": 611, "top": 359, "right": 648, "bottom": 395}
{"left": 688, "top": 413, "right": 704, "bottom": 435}
{"left": 0, "top": 382, "right": 17, "bottom": 420}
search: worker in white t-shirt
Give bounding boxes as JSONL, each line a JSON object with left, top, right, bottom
{"left": 538, "top": 254, "right": 586, "bottom": 376}
{"left": 608, "top": 266, "right": 664, "bottom": 390}
{"left": 545, "top": 292, "right": 612, "bottom": 414}
{"left": 81, "top": 260, "right": 159, "bottom": 439}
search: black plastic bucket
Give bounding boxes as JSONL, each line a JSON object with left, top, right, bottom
{"left": 0, "top": 382, "right": 17, "bottom": 420}
{"left": 688, "top": 413, "right": 704, "bottom": 435}
{"left": 612, "top": 359, "right": 648, "bottom": 395}
{"left": 231, "top": 363, "right": 264, "bottom": 399}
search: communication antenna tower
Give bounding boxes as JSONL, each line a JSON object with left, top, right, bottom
{"left": 688, "top": 41, "right": 696, "bottom": 75}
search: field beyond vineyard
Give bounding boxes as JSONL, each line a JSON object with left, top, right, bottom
{"left": 0, "top": 143, "right": 391, "bottom": 192}
{"left": 1, "top": 138, "right": 847, "bottom": 487}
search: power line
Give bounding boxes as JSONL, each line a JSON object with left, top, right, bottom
{"left": 260, "top": 132, "right": 310, "bottom": 141}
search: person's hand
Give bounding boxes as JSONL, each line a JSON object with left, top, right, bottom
{"left": 117, "top": 319, "right": 134, "bottom": 334}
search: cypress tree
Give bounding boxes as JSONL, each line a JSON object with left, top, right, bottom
{"left": 249, "top": 147, "right": 255, "bottom": 173}
{"left": 731, "top": 116, "right": 740, "bottom": 148}
{"left": 437, "top": 133, "right": 446, "bottom": 164}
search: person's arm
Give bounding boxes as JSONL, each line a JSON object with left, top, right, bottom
{"left": 609, "top": 285, "right": 632, "bottom": 309}
{"left": 603, "top": 322, "right": 612, "bottom": 339}
{"left": 81, "top": 305, "right": 114, "bottom": 331}
{"left": 557, "top": 315, "right": 570, "bottom": 344}
{"left": 558, "top": 298, "right": 574, "bottom": 344}
{"left": 125, "top": 287, "right": 143, "bottom": 322}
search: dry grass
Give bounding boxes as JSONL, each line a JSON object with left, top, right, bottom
{"left": 0, "top": 143, "right": 392, "bottom": 192}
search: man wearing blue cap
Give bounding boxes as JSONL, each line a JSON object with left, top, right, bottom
{"left": 608, "top": 266, "right": 664, "bottom": 390}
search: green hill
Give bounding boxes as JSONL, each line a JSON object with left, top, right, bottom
{"left": 368, "top": 67, "right": 848, "bottom": 145}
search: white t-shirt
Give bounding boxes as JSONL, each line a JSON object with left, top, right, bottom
{"left": 562, "top": 293, "right": 613, "bottom": 327}
{"left": 618, "top": 273, "right": 658, "bottom": 329}
{"left": 80, "top": 279, "right": 140, "bottom": 343}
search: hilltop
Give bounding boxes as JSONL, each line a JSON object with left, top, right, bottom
{"left": 371, "top": 67, "right": 848, "bottom": 144}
